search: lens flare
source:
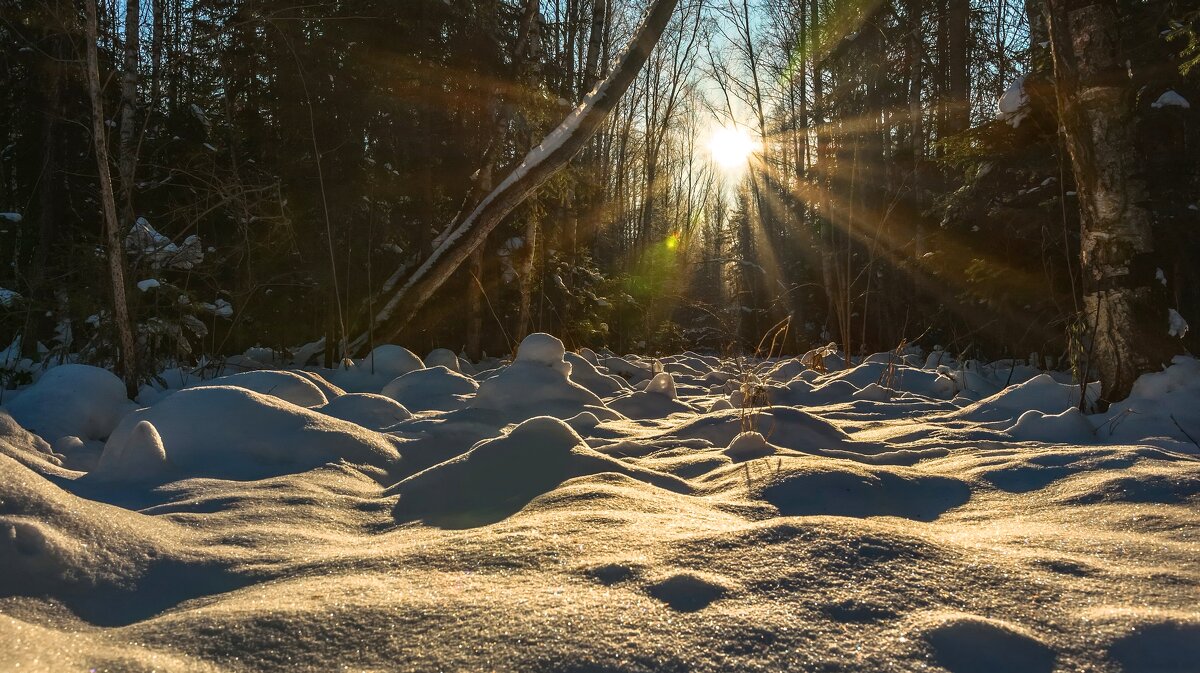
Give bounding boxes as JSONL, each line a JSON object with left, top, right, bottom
{"left": 708, "top": 126, "right": 757, "bottom": 172}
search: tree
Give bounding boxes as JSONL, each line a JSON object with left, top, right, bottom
{"left": 351, "top": 0, "right": 682, "bottom": 353}
{"left": 1043, "top": 0, "right": 1182, "bottom": 402}
{"left": 84, "top": 0, "right": 139, "bottom": 398}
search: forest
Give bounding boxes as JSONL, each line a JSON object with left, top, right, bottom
{"left": 2, "top": 2, "right": 1200, "bottom": 671}
{"left": 3, "top": 0, "right": 1195, "bottom": 403}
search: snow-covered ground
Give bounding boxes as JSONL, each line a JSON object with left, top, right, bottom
{"left": 1, "top": 334, "right": 1197, "bottom": 672}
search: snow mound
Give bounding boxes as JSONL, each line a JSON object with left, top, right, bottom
{"left": 316, "top": 393, "right": 412, "bottom": 430}
{"left": 920, "top": 612, "right": 1055, "bottom": 673}
{"left": 667, "top": 406, "right": 855, "bottom": 453}
{"left": 598, "top": 355, "right": 656, "bottom": 384}
{"left": 92, "top": 420, "right": 168, "bottom": 482}
{"left": 817, "top": 359, "right": 956, "bottom": 399}
{"left": 0, "top": 452, "right": 239, "bottom": 626}
{"left": 0, "top": 409, "right": 56, "bottom": 468}
{"left": 424, "top": 348, "right": 461, "bottom": 372}
{"left": 743, "top": 457, "right": 971, "bottom": 520}
{"left": 723, "top": 431, "right": 779, "bottom": 462}
{"left": 381, "top": 366, "right": 478, "bottom": 412}
{"left": 361, "top": 344, "right": 425, "bottom": 379}
{"left": 516, "top": 332, "right": 569, "bottom": 370}
{"left": 288, "top": 370, "right": 347, "bottom": 399}
{"left": 191, "top": 369, "right": 328, "bottom": 407}
{"left": 564, "top": 351, "right": 629, "bottom": 396}
{"left": 1095, "top": 356, "right": 1200, "bottom": 452}
{"left": 764, "top": 359, "right": 805, "bottom": 383}
{"left": 471, "top": 334, "right": 617, "bottom": 421}
{"left": 1054, "top": 462, "right": 1200, "bottom": 506}
{"left": 709, "top": 398, "right": 733, "bottom": 412}
{"left": 387, "top": 416, "right": 685, "bottom": 527}
{"left": 645, "top": 372, "right": 678, "bottom": 398}
{"left": 608, "top": 372, "right": 695, "bottom": 419}
{"left": 852, "top": 382, "right": 895, "bottom": 401}
{"left": 1007, "top": 407, "right": 1095, "bottom": 444}
{"left": 95, "top": 386, "right": 402, "bottom": 481}
{"left": 4, "top": 364, "right": 135, "bottom": 445}
{"left": 564, "top": 410, "right": 602, "bottom": 433}
{"left": 951, "top": 373, "right": 1095, "bottom": 423}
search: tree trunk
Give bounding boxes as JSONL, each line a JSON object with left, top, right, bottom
{"left": 150, "top": 0, "right": 165, "bottom": 111}
{"left": 118, "top": 0, "right": 140, "bottom": 226}
{"left": 909, "top": 0, "right": 925, "bottom": 258}
{"left": 349, "top": 0, "right": 681, "bottom": 353}
{"left": 466, "top": 247, "right": 484, "bottom": 359}
{"left": 946, "top": 0, "right": 970, "bottom": 134}
{"left": 1043, "top": 0, "right": 1181, "bottom": 402}
{"left": 85, "top": 0, "right": 140, "bottom": 398}
{"left": 581, "top": 0, "right": 607, "bottom": 95}
{"left": 515, "top": 215, "right": 539, "bottom": 342}
{"left": 21, "top": 26, "right": 66, "bottom": 359}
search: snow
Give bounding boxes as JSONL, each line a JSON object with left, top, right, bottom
{"left": 3, "top": 364, "right": 135, "bottom": 446}
{"left": 723, "top": 430, "right": 779, "bottom": 461}
{"left": 96, "top": 386, "right": 402, "bottom": 481}
{"left": 1, "top": 337, "right": 1198, "bottom": 670}
{"left": 564, "top": 351, "right": 630, "bottom": 396}
{"left": 135, "top": 279, "right": 161, "bottom": 292}
{"left": 199, "top": 298, "right": 233, "bottom": 318}
{"left": 361, "top": 344, "right": 424, "bottom": 379}
{"left": 381, "top": 365, "right": 478, "bottom": 412}
{"left": 126, "top": 217, "right": 204, "bottom": 270}
{"left": 949, "top": 373, "right": 1098, "bottom": 423}
{"left": 1168, "top": 308, "right": 1189, "bottom": 338}
{"left": 1151, "top": 90, "right": 1191, "bottom": 109}
{"left": 1007, "top": 407, "right": 1096, "bottom": 443}
{"left": 361, "top": 0, "right": 671, "bottom": 341}
{"left": 1094, "top": 355, "right": 1200, "bottom": 451}
{"left": 514, "top": 332, "right": 569, "bottom": 369}
{"left": 315, "top": 393, "right": 412, "bottom": 430}
{"left": 424, "top": 347, "right": 462, "bottom": 372}
{"left": 191, "top": 369, "right": 329, "bottom": 407}
{"left": 93, "top": 420, "right": 168, "bottom": 483}
{"left": 0, "top": 287, "right": 21, "bottom": 307}
{"left": 0, "top": 212, "right": 22, "bottom": 223}
{"left": 471, "top": 334, "right": 617, "bottom": 421}
{"left": 997, "top": 75, "right": 1030, "bottom": 127}
{"left": 921, "top": 613, "right": 1056, "bottom": 673}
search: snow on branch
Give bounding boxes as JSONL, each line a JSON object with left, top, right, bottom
{"left": 349, "top": 0, "right": 681, "bottom": 354}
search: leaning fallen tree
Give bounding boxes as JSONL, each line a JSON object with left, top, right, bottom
{"left": 347, "top": 0, "right": 680, "bottom": 355}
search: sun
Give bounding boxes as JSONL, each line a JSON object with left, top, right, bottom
{"left": 707, "top": 126, "right": 757, "bottom": 172}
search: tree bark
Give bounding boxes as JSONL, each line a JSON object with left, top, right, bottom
{"left": 909, "top": 0, "right": 925, "bottom": 257}
{"left": 118, "top": 0, "right": 140, "bottom": 226}
{"left": 21, "top": 19, "right": 66, "bottom": 359}
{"left": 1043, "top": 0, "right": 1181, "bottom": 402}
{"left": 85, "top": 0, "right": 140, "bottom": 398}
{"left": 150, "top": 0, "right": 165, "bottom": 111}
{"left": 349, "top": 0, "right": 681, "bottom": 353}
{"left": 946, "top": 0, "right": 970, "bottom": 134}
{"left": 515, "top": 214, "right": 539, "bottom": 341}
{"left": 581, "top": 0, "right": 607, "bottom": 95}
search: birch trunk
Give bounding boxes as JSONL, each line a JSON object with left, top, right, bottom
{"left": 1043, "top": 0, "right": 1180, "bottom": 402}
{"left": 349, "top": 0, "right": 680, "bottom": 353}
{"left": 85, "top": 0, "right": 140, "bottom": 398}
